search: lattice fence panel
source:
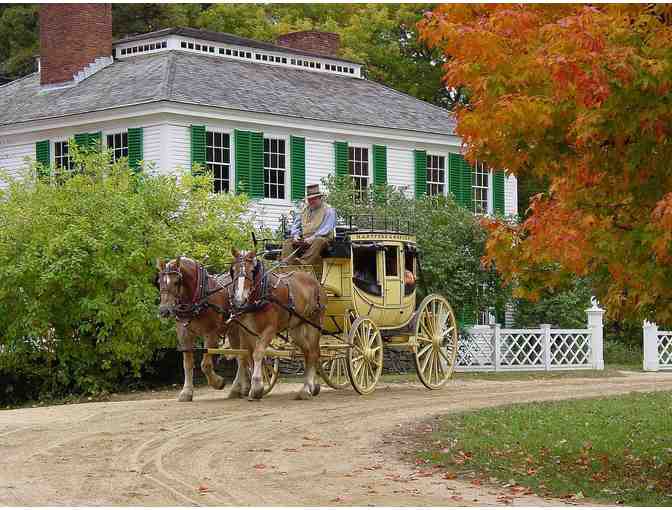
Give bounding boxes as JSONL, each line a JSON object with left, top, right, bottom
{"left": 550, "top": 331, "right": 591, "bottom": 367}
{"left": 658, "top": 332, "right": 672, "bottom": 367}
{"left": 456, "top": 331, "right": 494, "bottom": 370}
{"left": 499, "top": 330, "right": 544, "bottom": 368}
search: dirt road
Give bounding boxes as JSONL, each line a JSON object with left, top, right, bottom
{"left": 2, "top": 371, "right": 672, "bottom": 506}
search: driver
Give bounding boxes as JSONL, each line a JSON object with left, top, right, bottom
{"left": 281, "top": 184, "right": 336, "bottom": 271}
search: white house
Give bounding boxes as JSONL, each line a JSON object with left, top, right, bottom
{"left": 0, "top": 4, "right": 517, "bottom": 234}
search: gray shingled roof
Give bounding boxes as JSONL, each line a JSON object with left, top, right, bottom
{"left": 0, "top": 51, "right": 456, "bottom": 135}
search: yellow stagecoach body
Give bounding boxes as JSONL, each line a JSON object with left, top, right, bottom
{"left": 319, "top": 231, "right": 417, "bottom": 335}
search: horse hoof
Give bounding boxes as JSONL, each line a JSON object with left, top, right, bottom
{"left": 240, "top": 387, "right": 251, "bottom": 398}
{"left": 226, "top": 389, "right": 241, "bottom": 399}
{"left": 311, "top": 383, "right": 321, "bottom": 397}
{"left": 295, "top": 390, "right": 312, "bottom": 401}
{"left": 177, "top": 391, "right": 193, "bottom": 402}
{"left": 249, "top": 387, "right": 264, "bottom": 400}
{"left": 213, "top": 377, "right": 226, "bottom": 390}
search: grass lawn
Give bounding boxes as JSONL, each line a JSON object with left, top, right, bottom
{"left": 416, "top": 391, "right": 672, "bottom": 506}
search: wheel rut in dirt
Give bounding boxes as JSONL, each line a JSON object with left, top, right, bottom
{"left": 1, "top": 372, "right": 671, "bottom": 506}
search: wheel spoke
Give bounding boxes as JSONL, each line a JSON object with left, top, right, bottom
{"left": 418, "top": 342, "right": 433, "bottom": 358}
{"left": 417, "top": 334, "right": 433, "bottom": 344}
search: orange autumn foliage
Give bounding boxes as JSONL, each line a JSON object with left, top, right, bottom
{"left": 418, "top": 4, "right": 672, "bottom": 323}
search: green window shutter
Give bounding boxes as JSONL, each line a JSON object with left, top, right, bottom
{"left": 373, "top": 144, "right": 387, "bottom": 187}
{"left": 290, "top": 135, "right": 306, "bottom": 201}
{"left": 449, "top": 153, "right": 473, "bottom": 210}
{"left": 334, "top": 141, "right": 348, "bottom": 177}
{"left": 35, "top": 140, "right": 51, "bottom": 178}
{"left": 461, "top": 157, "right": 473, "bottom": 211}
{"left": 89, "top": 131, "right": 102, "bottom": 151}
{"left": 493, "top": 169, "right": 505, "bottom": 215}
{"left": 414, "top": 150, "right": 427, "bottom": 198}
{"left": 235, "top": 129, "right": 251, "bottom": 194}
{"left": 127, "top": 127, "right": 144, "bottom": 172}
{"left": 448, "top": 153, "right": 461, "bottom": 202}
{"left": 74, "top": 133, "right": 89, "bottom": 151}
{"left": 249, "top": 131, "right": 264, "bottom": 199}
{"left": 190, "top": 125, "right": 206, "bottom": 174}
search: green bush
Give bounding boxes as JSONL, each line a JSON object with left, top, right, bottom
{"left": 0, "top": 144, "right": 254, "bottom": 402}
{"left": 322, "top": 176, "right": 511, "bottom": 325}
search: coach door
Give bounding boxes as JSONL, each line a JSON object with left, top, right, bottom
{"left": 383, "top": 244, "right": 402, "bottom": 309}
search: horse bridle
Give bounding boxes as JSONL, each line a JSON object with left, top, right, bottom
{"left": 159, "top": 260, "right": 227, "bottom": 322}
{"left": 230, "top": 255, "right": 266, "bottom": 311}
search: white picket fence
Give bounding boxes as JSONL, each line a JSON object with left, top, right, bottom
{"left": 456, "top": 303, "right": 605, "bottom": 371}
{"left": 643, "top": 322, "right": 672, "bottom": 371}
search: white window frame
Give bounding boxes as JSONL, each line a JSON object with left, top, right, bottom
{"left": 104, "top": 130, "right": 129, "bottom": 164}
{"left": 205, "top": 128, "right": 233, "bottom": 194}
{"left": 348, "top": 144, "right": 371, "bottom": 198}
{"left": 258, "top": 132, "right": 290, "bottom": 203}
{"left": 263, "top": 134, "right": 290, "bottom": 201}
{"left": 473, "top": 160, "right": 492, "bottom": 215}
{"left": 426, "top": 153, "right": 447, "bottom": 197}
{"left": 52, "top": 139, "right": 73, "bottom": 177}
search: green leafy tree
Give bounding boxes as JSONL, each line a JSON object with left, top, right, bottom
{"left": 0, "top": 4, "right": 38, "bottom": 78}
{"left": 0, "top": 143, "right": 253, "bottom": 401}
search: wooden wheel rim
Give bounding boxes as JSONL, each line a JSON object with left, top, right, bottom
{"left": 414, "top": 295, "right": 458, "bottom": 389}
{"left": 346, "top": 317, "right": 383, "bottom": 395}
{"left": 320, "top": 310, "right": 355, "bottom": 389}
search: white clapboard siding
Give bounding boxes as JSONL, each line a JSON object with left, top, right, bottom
{"left": 0, "top": 142, "right": 34, "bottom": 188}
{"left": 142, "top": 124, "right": 162, "bottom": 171}
{"left": 387, "top": 147, "right": 414, "bottom": 196}
{"left": 166, "top": 124, "right": 191, "bottom": 173}
{"left": 505, "top": 174, "right": 518, "bottom": 216}
{"left": 306, "top": 139, "right": 334, "bottom": 188}
{"left": 249, "top": 200, "right": 294, "bottom": 233}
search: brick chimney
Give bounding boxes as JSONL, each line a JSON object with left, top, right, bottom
{"left": 39, "top": 4, "right": 113, "bottom": 86}
{"left": 276, "top": 31, "right": 340, "bottom": 58}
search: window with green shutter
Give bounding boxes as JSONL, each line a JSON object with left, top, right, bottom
{"left": 373, "top": 144, "right": 387, "bottom": 187}
{"left": 190, "top": 125, "right": 206, "bottom": 174}
{"left": 414, "top": 150, "right": 427, "bottom": 198}
{"left": 334, "top": 141, "right": 348, "bottom": 178}
{"left": 493, "top": 170, "right": 505, "bottom": 215}
{"left": 449, "top": 152, "right": 473, "bottom": 210}
{"left": 127, "top": 127, "right": 143, "bottom": 172}
{"left": 235, "top": 129, "right": 250, "bottom": 194}
{"left": 290, "top": 136, "right": 305, "bottom": 201}
{"left": 89, "top": 131, "right": 102, "bottom": 151}
{"left": 234, "top": 129, "right": 264, "bottom": 197}
{"left": 249, "top": 131, "right": 264, "bottom": 199}
{"left": 74, "top": 133, "right": 89, "bottom": 149}
{"left": 35, "top": 140, "right": 50, "bottom": 179}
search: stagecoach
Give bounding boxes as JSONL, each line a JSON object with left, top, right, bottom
{"left": 218, "top": 215, "right": 460, "bottom": 396}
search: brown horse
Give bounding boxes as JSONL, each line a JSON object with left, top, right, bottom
{"left": 156, "top": 256, "right": 252, "bottom": 401}
{"left": 230, "top": 249, "right": 326, "bottom": 400}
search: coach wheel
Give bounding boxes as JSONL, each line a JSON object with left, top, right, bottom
{"left": 319, "top": 310, "right": 356, "bottom": 389}
{"left": 346, "top": 316, "right": 383, "bottom": 395}
{"left": 413, "top": 294, "right": 458, "bottom": 390}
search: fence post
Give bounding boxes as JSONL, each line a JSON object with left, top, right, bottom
{"left": 492, "top": 323, "right": 501, "bottom": 371}
{"left": 643, "top": 321, "right": 659, "bottom": 372}
{"left": 540, "top": 324, "right": 552, "bottom": 370}
{"left": 586, "top": 299, "right": 605, "bottom": 370}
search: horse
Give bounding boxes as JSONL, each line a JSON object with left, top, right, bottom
{"left": 229, "top": 248, "right": 326, "bottom": 400}
{"left": 156, "top": 256, "right": 252, "bottom": 401}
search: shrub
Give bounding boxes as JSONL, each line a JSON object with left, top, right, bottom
{"left": 0, "top": 144, "right": 254, "bottom": 402}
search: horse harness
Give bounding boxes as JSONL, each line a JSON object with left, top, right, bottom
{"left": 159, "top": 261, "right": 231, "bottom": 326}
{"left": 229, "top": 257, "right": 326, "bottom": 335}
